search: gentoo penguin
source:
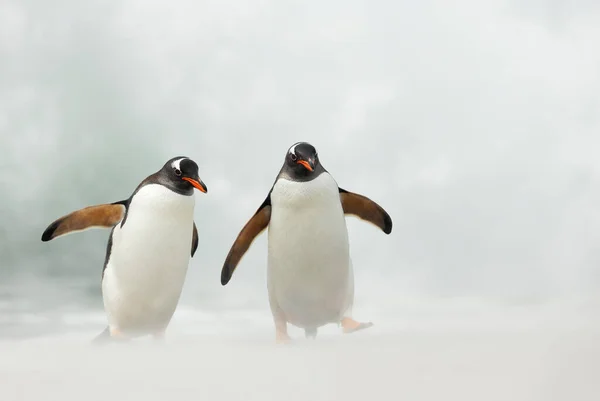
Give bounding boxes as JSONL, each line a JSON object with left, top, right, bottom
{"left": 41, "top": 156, "right": 207, "bottom": 342}
{"left": 221, "top": 142, "right": 392, "bottom": 343}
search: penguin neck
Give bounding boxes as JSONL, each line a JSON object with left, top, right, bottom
{"left": 271, "top": 172, "right": 339, "bottom": 208}
{"left": 129, "top": 183, "right": 195, "bottom": 215}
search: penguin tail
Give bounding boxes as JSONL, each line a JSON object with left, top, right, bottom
{"left": 305, "top": 327, "right": 317, "bottom": 339}
{"left": 91, "top": 326, "right": 111, "bottom": 345}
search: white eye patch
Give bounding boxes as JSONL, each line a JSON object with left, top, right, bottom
{"left": 288, "top": 142, "right": 302, "bottom": 156}
{"left": 171, "top": 158, "right": 186, "bottom": 170}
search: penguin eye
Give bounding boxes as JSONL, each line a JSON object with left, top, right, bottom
{"left": 174, "top": 168, "right": 182, "bottom": 176}
{"left": 290, "top": 154, "right": 297, "bottom": 162}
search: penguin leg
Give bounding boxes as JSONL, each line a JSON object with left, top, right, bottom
{"left": 271, "top": 303, "right": 291, "bottom": 344}
{"left": 269, "top": 294, "right": 290, "bottom": 344}
{"left": 275, "top": 319, "right": 291, "bottom": 344}
{"left": 340, "top": 260, "right": 373, "bottom": 334}
{"left": 268, "top": 274, "right": 291, "bottom": 344}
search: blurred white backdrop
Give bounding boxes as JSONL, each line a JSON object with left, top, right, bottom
{"left": 2, "top": 2, "right": 600, "bottom": 400}
{"left": 0, "top": 0, "right": 599, "bottom": 336}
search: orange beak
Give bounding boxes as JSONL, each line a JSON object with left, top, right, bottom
{"left": 182, "top": 177, "right": 208, "bottom": 193}
{"left": 297, "top": 160, "right": 313, "bottom": 172}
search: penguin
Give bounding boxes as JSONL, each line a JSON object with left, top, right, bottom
{"left": 41, "top": 156, "right": 207, "bottom": 342}
{"left": 221, "top": 142, "right": 392, "bottom": 343}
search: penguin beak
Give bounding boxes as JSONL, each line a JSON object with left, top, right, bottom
{"left": 297, "top": 159, "right": 314, "bottom": 172}
{"left": 182, "top": 177, "right": 208, "bottom": 193}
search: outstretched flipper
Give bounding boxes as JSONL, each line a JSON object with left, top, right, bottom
{"left": 191, "top": 222, "right": 199, "bottom": 257}
{"left": 41, "top": 201, "right": 127, "bottom": 242}
{"left": 221, "top": 197, "right": 272, "bottom": 285}
{"left": 339, "top": 188, "right": 392, "bottom": 234}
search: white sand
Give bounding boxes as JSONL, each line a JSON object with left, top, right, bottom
{"left": 0, "top": 303, "right": 598, "bottom": 401}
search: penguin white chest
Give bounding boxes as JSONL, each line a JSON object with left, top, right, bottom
{"left": 267, "top": 173, "right": 351, "bottom": 326}
{"left": 102, "top": 184, "right": 195, "bottom": 333}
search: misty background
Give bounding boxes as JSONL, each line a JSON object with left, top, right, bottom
{"left": 1, "top": 0, "right": 600, "bottom": 339}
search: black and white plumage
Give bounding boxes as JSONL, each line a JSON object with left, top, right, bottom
{"left": 221, "top": 142, "right": 392, "bottom": 342}
{"left": 41, "top": 156, "right": 207, "bottom": 342}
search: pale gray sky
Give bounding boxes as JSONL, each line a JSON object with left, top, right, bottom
{"left": 1, "top": 0, "right": 599, "bottom": 316}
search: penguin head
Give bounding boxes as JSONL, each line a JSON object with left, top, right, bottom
{"left": 283, "top": 142, "right": 321, "bottom": 178}
{"left": 159, "top": 156, "right": 208, "bottom": 195}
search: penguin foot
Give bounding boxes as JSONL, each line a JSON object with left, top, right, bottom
{"left": 275, "top": 330, "right": 291, "bottom": 344}
{"left": 109, "top": 327, "right": 130, "bottom": 341}
{"left": 276, "top": 332, "right": 291, "bottom": 344}
{"left": 153, "top": 331, "right": 166, "bottom": 343}
{"left": 341, "top": 317, "right": 374, "bottom": 334}
{"left": 92, "top": 326, "right": 131, "bottom": 345}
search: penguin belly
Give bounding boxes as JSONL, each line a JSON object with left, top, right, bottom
{"left": 267, "top": 173, "right": 352, "bottom": 329}
{"left": 101, "top": 184, "right": 195, "bottom": 336}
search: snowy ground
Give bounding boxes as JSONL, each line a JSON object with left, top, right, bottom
{"left": 0, "top": 300, "right": 599, "bottom": 401}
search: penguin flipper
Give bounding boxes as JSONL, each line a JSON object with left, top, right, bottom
{"left": 221, "top": 197, "right": 272, "bottom": 285}
{"left": 41, "top": 201, "right": 127, "bottom": 242}
{"left": 191, "top": 221, "right": 199, "bottom": 257}
{"left": 339, "top": 188, "right": 392, "bottom": 234}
